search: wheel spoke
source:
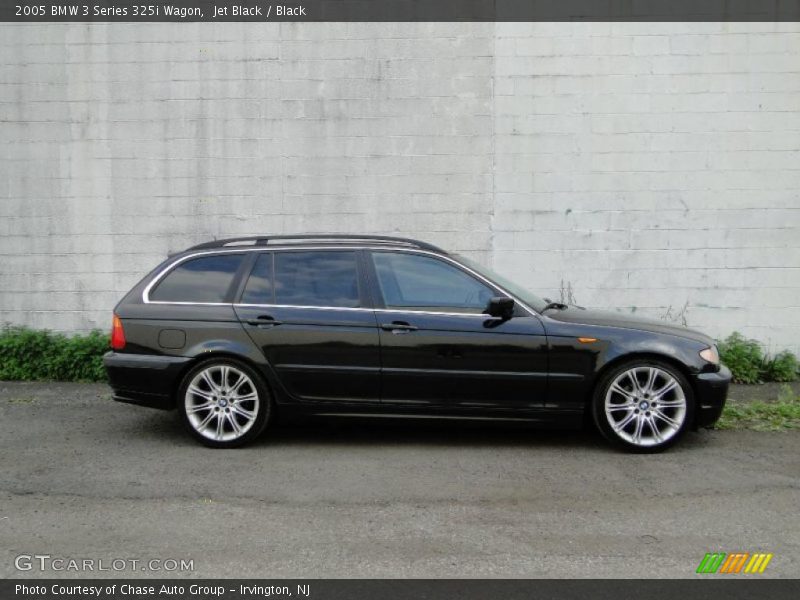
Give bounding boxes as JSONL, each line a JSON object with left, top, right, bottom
{"left": 608, "top": 403, "right": 635, "bottom": 412}
{"left": 230, "top": 373, "right": 247, "bottom": 394}
{"left": 610, "top": 382, "right": 635, "bottom": 400}
{"left": 643, "top": 368, "right": 657, "bottom": 394}
{"left": 201, "top": 370, "right": 218, "bottom": 392}
{"left": 215, "top": 413, "right": 225, "bottom": 439}
{"left": 656, "top": 399, "right": 684, "bottom": 408}
{"left": 226, "top": 413, "right": 242, "bottom": 435}
{"left": 653, "top": 379, "right": 677, "bottom": 399}
{"left": 188, "top": 385, "right": 215, "bottom": 402}
{"left": 627, "top": 370, "right": 643, "bottom": 394}
{"left": 613, "top": 411, "right": 637, "bottom": 432}
{"left": 631, "top": 415, "right": 644, "bottom": 444}
{"left": 653, "top": 409, "right": 680, "bottom": 429}
{"left": 646, "top": 415, "right": 663, "bottom": 443}
{"left": 230, "top": 404, "right": 255, "bottom": 421}
{"left": 235, "top": 392, "right": 258, "bottom": 404}
{"left": 219, "top": 366, "right": 230, "bottom": 390}
{"left": 197, "top": 410, "right": 215, "bottom": 430}
{"left": 187, "top": 401, "right": 214, "bottom": 414}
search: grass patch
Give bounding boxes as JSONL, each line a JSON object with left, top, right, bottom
{"left": 716, "top": 385, "right": 800, "bottom": 431}
{"left": 718, "top": 332, "right": 799, "bottom": 384}
{"left": 0, "top": 326, "right": 108, "bottom": 382}
{"left": 7, "top": 396, "right": 36, "bottom": 404}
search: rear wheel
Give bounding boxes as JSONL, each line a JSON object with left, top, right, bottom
{"left": 592, "top": 360, "right": 694, "bottom": 453}
{"left": 178, "top": 358, "right": 270, "bottom": 448}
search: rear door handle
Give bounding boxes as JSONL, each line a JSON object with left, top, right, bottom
{"left": 246, "top": 315, "right": 283, "bottom": 327}
{"left": 380, "top": 321, "right": 418, "bottom": 334}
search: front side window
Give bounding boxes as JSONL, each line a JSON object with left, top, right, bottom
{"left": 372, "top": 252, "right": 495, "bottom": 313}
{"left": 150, "top": 254, "right": 244, "bottom": 303}
{"left": 454, "top": 254, "right": 547, "bottom": 313}
{"left": 273, "top": 251, "right": 360, "bottom": 308}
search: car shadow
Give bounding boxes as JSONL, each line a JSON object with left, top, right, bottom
{"left": 125, "top": 407, "right": 715, "bottom": 453}
{"left": 255, "top": 414, "right": 605, "bottom": 450}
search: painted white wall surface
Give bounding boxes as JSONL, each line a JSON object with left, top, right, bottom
{"left": 1, "top": 23, "right": 798, "bottom": 352}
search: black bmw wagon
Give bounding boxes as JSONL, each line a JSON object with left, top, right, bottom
{"left": 104, "top": 234, "right": 730, "bottom": 452}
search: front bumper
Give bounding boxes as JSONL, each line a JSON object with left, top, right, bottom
{"left": 104, "top": 351, "right": 191, "bottom": 410}
{"left": 692, "top": 364, "right": 732, "bottom": 428}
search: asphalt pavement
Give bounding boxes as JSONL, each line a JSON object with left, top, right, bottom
{"left": 1, "top": 382, "right": 798, "bottom": 578}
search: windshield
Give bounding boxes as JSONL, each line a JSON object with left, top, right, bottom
{"left": 455, "top": 254, "right": 548, "bottom": 313}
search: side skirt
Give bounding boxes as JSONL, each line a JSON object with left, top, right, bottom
{"left": 275, "top": 403, "right": 583, "bottom": 429}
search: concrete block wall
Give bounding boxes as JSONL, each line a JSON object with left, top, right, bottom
{"left": 491, "top": 22, "right": 800, "bottom": 354}
{"left": 0, "top": 22, "right": 798, "bottom": 353}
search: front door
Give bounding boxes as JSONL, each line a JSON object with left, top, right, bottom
{"left": 367, "top": 250, "right": 548, "bottom": 409}
{"left": 235, "top": 250, "right": 381, "bottom": 403}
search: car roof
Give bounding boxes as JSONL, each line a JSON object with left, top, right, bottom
{"left": 182, "top": 235, "right": 448, "bottom": 255}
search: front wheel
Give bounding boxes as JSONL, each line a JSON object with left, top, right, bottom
{"left": 178, "top": 358, "right": 271, "bottom": 448}
{"left": 592, "top": 360, "right": 694, "bottom": 453}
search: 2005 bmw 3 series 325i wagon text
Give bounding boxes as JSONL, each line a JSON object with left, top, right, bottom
{"left": 104, "top": 234, "right": 730, "bottom": 452}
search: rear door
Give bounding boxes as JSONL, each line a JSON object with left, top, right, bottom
{"left": 368, "top": 250, "right": 549, "bottom": 409}
{"left": 234, "top": 249, "right": 381, "bottom": 403}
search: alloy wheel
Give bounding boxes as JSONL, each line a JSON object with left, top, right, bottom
{"left": 184, "top": 364, "right": 260, "bottom": 442}
{"left": 603, "top": 366, "right": 687, "bottom": 448}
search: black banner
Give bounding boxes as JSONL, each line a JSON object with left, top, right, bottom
{"left": 4, "top": 580, "right": 800, "bottom": 600}
{"left": 3, "top": 0, "right": 800, "bottom": 22}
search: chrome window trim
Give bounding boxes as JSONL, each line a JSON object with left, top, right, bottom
{"left": 234, "top": 303, "right": 498, "bottom": 319}
{"left": 235, "top": 303, "right": 366, "bottom": 312}
{"left": 143, "top": 246, "right": 362, "bottom": 306}
{"left": 143, "top": 249, "right": 253, "bottom": 306}
{"left": 145, "top": 301, "right": 230, "bottom": 306}
{"left": 142, "top": 245, "right": 539, "bottom": 317}
{"left": 379, "top": 307, "right": 515, "bottom": 318}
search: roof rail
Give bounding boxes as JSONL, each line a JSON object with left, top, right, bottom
{"left": 185, "top": 234, "right": 446, "bottom": 254}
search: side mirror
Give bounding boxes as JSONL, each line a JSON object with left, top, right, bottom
{"left": 485, "top": 296, "right": 515, "bottom": 320}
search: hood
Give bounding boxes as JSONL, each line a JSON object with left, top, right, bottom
{"left": 544, "top": 306, "right": 714, "bottom": 346}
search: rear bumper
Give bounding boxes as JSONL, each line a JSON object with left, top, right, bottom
{"left": 103, "top": 351, "right": 191, "bottom": 410}
{"left": 692, "top": 364, "right": 731, "bottom": 428}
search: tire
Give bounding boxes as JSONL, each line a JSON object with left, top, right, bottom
{"left": 591, "top": 359, "right": 694, "bottom": 453}
{"left": 178, "top": 358, "right": 271, "bottom": 448}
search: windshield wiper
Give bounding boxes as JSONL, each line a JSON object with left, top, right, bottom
{"left": 542, "top": 301, "right": 569, "bottom": 311}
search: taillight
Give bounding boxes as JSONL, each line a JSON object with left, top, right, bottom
{"left": 110, "top": 314, "right": 126, "bottom": 350}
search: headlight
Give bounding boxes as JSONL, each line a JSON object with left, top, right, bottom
{"left": 699, "top": 346, "right": 720, "bottom": 365}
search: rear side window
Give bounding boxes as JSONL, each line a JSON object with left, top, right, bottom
{"left": 149, "top": 254, "right": 244, "bottom": 303}
{"left": 274, "top": 251, "right": 360, "bottom": 308}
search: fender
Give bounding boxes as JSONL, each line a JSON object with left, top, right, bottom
{"left": 180, "top": 333, "right": 295, "bottom": 406}
{"left": 541, "top": 318, "right": 712, "bottom": 410}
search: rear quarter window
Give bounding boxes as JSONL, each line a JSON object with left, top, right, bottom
{"left": 240, "top": 253, "right": 274, "bottom": 304}
{"left": 149, "top": 254, "right": 244, "bottom": 303}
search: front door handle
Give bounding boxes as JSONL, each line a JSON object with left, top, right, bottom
{"left": 380, "top": 321, "right": 418, "bottom": 334}
{"left": 246, "top": 315, "right": 283, "bottom": 328}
